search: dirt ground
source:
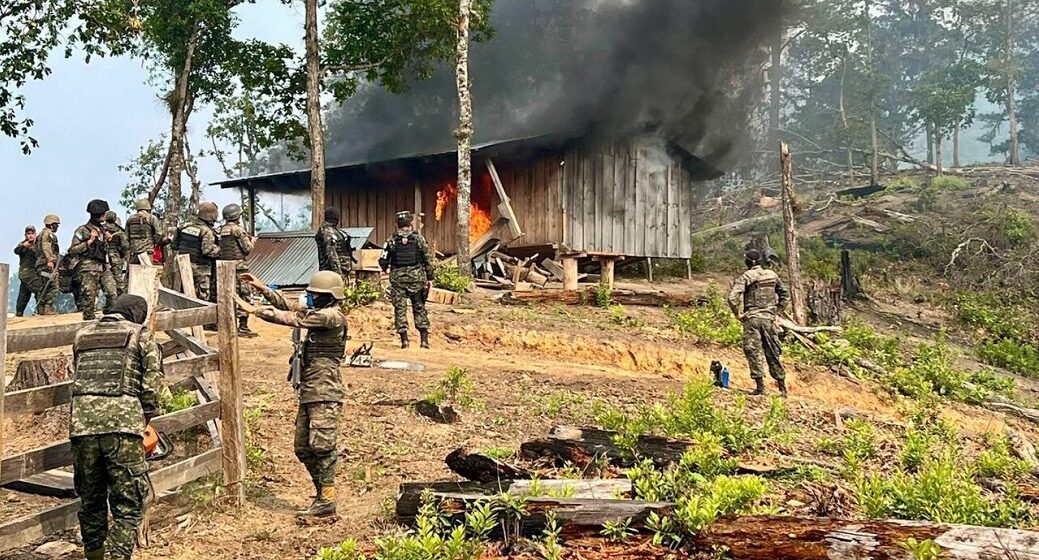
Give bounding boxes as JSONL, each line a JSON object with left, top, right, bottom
{"left": 3, "top": 281, "right": 1039, "bottom": 559}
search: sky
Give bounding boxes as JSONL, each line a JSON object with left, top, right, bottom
{"left": 0, "top": 2, "right": 303, "bottom": 257}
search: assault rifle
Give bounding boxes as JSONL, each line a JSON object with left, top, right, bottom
{"left": 288, "top": 327, "right": 303, "bottom": 390}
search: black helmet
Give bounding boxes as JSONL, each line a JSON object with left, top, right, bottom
{"left": 86, "top": 199, "right": 110, "bottom": 215}
{"left": 745, "top": 249, "right": 763, "bottom": 268}
{"left": 396, "top": 210, "right": 414, "bottom": 228}
{"left": 324, "top": 207, "right": 340, "bottom": 223}
{"left": 223, "top": 203, "right": 243, "bottom": 221}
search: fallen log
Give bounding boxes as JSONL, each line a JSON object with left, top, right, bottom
{"left": 983, "top": 398, "right": 1039, "bottom": 426}
{"left": 693, "top": 515, "right": 1039, "bottom": 560}
{"left": 397, "top": 479, "right": 632, "bottom": 520}
{"left": 499, "top": 289, "right": 698, "bottom": 307}
{"left": 1006, "top": 427, "right": 1039, "bottom": 477}
{"left": 445, "top": 449, "right": 533, "bottom": 482}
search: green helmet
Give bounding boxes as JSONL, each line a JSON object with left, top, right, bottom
{"left": 396, "top": 210, "right": 414, "bottom": 228}
{"left": 222, "top": 203, "right": 243, "bottom": 221}
{"left": 198, "top": 201, "right": 219, "bottom": 223}
{"left": 44, "top": 214, "right": 61, "bottom": 226}
{"left": 103, "top": 210, "right": 118, "bottom": 223}
{"left": 135, "top": 199, "right": 152, "bottom": 211}
{"left": 306, "top": 271, "right": 345, "bottom": 300}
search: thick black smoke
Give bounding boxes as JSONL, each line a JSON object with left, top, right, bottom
{"left": 323, "top": 0, "right": 782, "bottom": 171}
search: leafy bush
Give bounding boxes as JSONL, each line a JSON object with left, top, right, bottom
{"left": 668, "top": 285, "right": 742, "bottom": 347}
{"left": 799, "top": 237, "right": 840, "bottom": 282}
{"left": 424, "top": 366, "right": 481, "bottom": 410}
{"left": 954, "top": 293, "right": 1032, "bottom": 343}
{"left": 342, "top": 280, "right": 381, "bottom": 310}
{"left": 976, "top": 339, "right": 1039, "bottom": 378}
{"left": 1002, "top": 209, "right": 1035, "bottom": 246}
{"left": 433, "top": 261, "right": 472, "bottom": 293}
{"left": 930, "top": 175, "right": 970, "bottom": 191}
{"left": 976, "top": 433, "right": 1032, "bottom": 480}
{"left": 885, "top": 176, "right": 921, "bottom": 191}
{"left": 161, "top": 388, "right": 199, "bottom": 414}
{"left": 595, "top": 282, "right": 612, "bottom": 308}
{"left": 910, "top": 186, "right": 940, "bottom": 212}
{"left": 609, "top": 304, "right": 645, "bottom": 328}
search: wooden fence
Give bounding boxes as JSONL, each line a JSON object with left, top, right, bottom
{"left": 0, "top": 261, "right": 245, "bottom": 552}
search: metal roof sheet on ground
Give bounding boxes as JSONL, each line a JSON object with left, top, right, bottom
{"left": 247, "top": 228, "right": 374, "bottom": 288}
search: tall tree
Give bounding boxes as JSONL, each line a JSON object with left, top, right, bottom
{"left": 304, "top": 0, "right": 326, "bottom": 230}
{"left": 454, "top": 0, "right": 474, "bottom": 276}
{"left": 909, "top": 63, "right": 980, "bottom": 174}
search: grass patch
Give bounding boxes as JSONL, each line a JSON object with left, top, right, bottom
{"left": 667, "top": 285, "right": 742, "bottom": 347}
{"left": 930, "top": 175, "right": 971, "bottom": 191}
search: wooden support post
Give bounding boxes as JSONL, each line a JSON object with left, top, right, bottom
{"left": 686, "top": 258, "right": 693, "bottom": 280}
{"left": 561, "top": 257, "right": 578, "bottom": 291}
{"left": 247, "top": 185, "right": 257, "bottom": 237}
{"left": 600, "top": 259, "right": 616, "bottom": 292}
{"left": 646, "top": 257, "right": 654, "bottom": 284}
{"left": 0, "top": 263, "right": 8, "bottom": 488}
{"left": 127, "top": 264, "right": 160, "bottom": 332}
{"left": 780, "top": 142, "right": 807, "bottom": 325}
{"left": 175, "top": 254, "right": 207, "bottom": 342}
{"left": 216, "top": 262, "right": 245, "bottom": 507}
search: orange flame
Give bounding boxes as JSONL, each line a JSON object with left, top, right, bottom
{"left": 434, "top": 178, "right": 494, "bottom": 243}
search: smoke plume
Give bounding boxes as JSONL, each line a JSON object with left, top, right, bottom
{"left": 323, "top": 0, "right": 783, "bottom": 172}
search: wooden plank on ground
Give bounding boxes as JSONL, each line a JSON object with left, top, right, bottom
{"left": 3, "top": 470, "right": 76, "bottom": 498}
{"left": 216, "top": 262, "right": 245, "bottom": 507}
{"left": 397, "top": 479, "right": 632, "bottom": 519}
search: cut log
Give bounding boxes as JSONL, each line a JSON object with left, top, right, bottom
{"left": 7, "top": 356, "right": 71, "bottom": 392}
{"left": 525, "top": 269, "right": 549, "bottom": 288}
{"left": 499, "top": 288, "right": 697, "bottom": 307}
{"left": 561, "top": 258, "right": 579, "bottom": 291}
{"left": 806, "top": 280, "right": 842, "bottom": 326}
{"left": 426, "top": 287, "right": 459, "bottom": 305}
{"left": 397, "top": 479, "right": 632, "bottom": 520}
{"left": 445, "top": 448, "right": 533, "bottom": 482}
{"left": 693, "top": 515, "right": 1039, "bottom": 560}
{"left": 983, "top": 398, "right": 1039, "bottom": 425}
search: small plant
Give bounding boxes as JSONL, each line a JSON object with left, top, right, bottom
{"left": 885, "top": 176, "right": 920, "bottom": 191}
{"left": 424, "top": 366, "right": 481, "bottom": 410}
{"left": 434, "top": 261, "right": 472, "bottom": 293}
{"left": 842, "top": 419, "right": 878, "bottom": 467}
{"left": 609, "top": 304, "right": 645, "bottom": 328}
{"left": 363, "top": 491, "right": 491, "bottom": 560}
{"left": 601, "top": 518, "right": 637, "bottom": 543}
{"left": 493, "top": 492, "right": 528, "bottom": 548}
{"left": 898, "top": 538, "right": 944, "bottom": 560}
{"left": 976, "top": 339, "right": 1039, "bottom": 379}
{"left": 534, "top": 511, "right": 564, "bottom": 560}
{"left": 160, "top": 388, "right": 198, "bottom": 414}
{"left": 595, "top": 282, "right": 612, "bottom": 308}
{"left": 646, "top": 512, "right": 683, "bottom": 549}
{"left": 930, "top": 175, "right": 970, "bottom": 191}
{"left": 244, "top": 403, "right": 268, "bottom": 472}
{"left": 1001, "top": 208, "right": 1034, "bottom": 246}
{"left": 976, "top": 433, "right": 1032, "bottom": 480}
{"left": 314, "top": 539, "right": 364, "bottom": 560}
{"left": 342, "top": 280, "right": 381, "bottom": 310}
{"left": 899, "top": 426, "right": 935, "bottom": 472}
{"left": 479, "top": 447, "right": 515, "bottom": 461}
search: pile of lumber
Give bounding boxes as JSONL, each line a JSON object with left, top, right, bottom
{"left": 472, "top": 251, "right": 552, "bottom": 291}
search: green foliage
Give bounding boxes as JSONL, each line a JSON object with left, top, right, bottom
{"left": 600, "top": 518, "right": 637, "bottom": 543}
{"left": 910, "top": 185, "right": 940, "bottom": 212}
{"left": 667, "top": 285, "right": 742, "bottom": 347}
{"left": 433, "top": 262, "right": 472, "bottom": 293}
{"left": 160, "top": 388, "right": 199, "bottom": 414}
{"left": 954, "top": 293, "right": 1032, "bottom": 343}
{"left": 884, "top": 176, "right": 921, "bottom": 191}
{"left": 899, "top": 426, "right": 936, "bottom": 472}
{"left": 609, "top": 305, "right": 645, "bottom": 328}
{"left": 841, "top": 419, "right": 878, "bottom": 469}
{"left": 479, "top": 447, "right": 514, "bottom": 461}
{"left": 976, "top": 339, "right": 1039, "bottom": 378}
{"left": 898, "top": 538, "right": 943, "bottom": 560}
{"left": 314, "top": 540, "right": 365, "bottom": 560}
{"left": 424, "top": 366, "right": 481, "bottom": 410}
{"left": 595, "top": 282, "right": 612, "bottom": 308}
{"left": 930, "top": 175, "right": 971, "bottom": 191}
{"left": 1001, "top": 209, "right": 1035, "bottom": 247}
{"left": 534, "top": 511, "right": 563, "bottom": 560}
{"left": 976, "top": 433, "right": 1032, "bottom": 480}
{"left": 799, "top": 237, "right": 840, "bottom": 282}
{"left": 342, "top": 281, "right": 381, "bottom": 310}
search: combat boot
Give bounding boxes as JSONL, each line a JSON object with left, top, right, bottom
{"left": 776, "top": 378, "right": 788, "bottom": 398}
{"left": 750, "top": 378, "right": 767, "bottom": 396}
{"left": 83, "top": 547, "right": 105, "bottom": 560}
{"left": 399, "top": 331, "right": 410, "bottom": 349}
{"left": 419, "top": 329, "right": 430, "bottom": 349}
{"left": 238, "top": 316, "right": 259, "bottom": 338}
{"left": 297, "top": 485, "right": 337, "bottom": 518}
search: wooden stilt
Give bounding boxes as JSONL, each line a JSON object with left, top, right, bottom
{"left": 600, "top": 259, "right": 616, "bottom": 292}
{"left": 686, "top": 258, "right": 693, "bottom": 280}
{"left": 216, "top": 262, "right": 245, "bottom": 507}
{"left": 561, "top": 257, "right": 578, "bottom": 291}
{"left": 646, "top": 257, "right": 653, "bottom": 284}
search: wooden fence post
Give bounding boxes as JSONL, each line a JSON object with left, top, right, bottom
{"left": 780, "top": 143, "right": 807, "bottom": 325}
{"left": 127, "top": 264, "right": 160, "bottom": 332}
{"left": 0, "top": 264, "right": 9, "bottom": 487}
{"left": 216, "top": 262, "right": 244, "bottom": 507}
{"left": 175, "top": 254, "right": 208, "bottom": 342}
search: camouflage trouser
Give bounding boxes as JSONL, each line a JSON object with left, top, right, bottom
{"left": 100, "top": 269, "right": 120, "bottom": 315}
{"left": 79, "top": 270, "right": 109, "bottom": 320}
{"left": 742, "top": 316, "right": 786, "bottom": 381}
{"left": 110, "top": 258, "right": 127, "bottom": 296}
{"left": 192, "top": 265, "right": 215, "bottom": 303}
{"left": 27, "top": 272, "right": 57, "bottom": 314}
{"left": 16, "top": 273, "right": 38, "bottom": 316}
{"left": 390, "top": 280, "right": 429, "bottom": 333}
{"left": 235, "top": 268, "right": 252, "bottom": 319}
{"left": 71, "top": 434, "right": 150, "bottom": 560}
{"left": 294, "top": 402, "right": 342, "bottom": 487}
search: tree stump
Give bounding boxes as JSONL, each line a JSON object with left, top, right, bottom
{"left": 806, "top": 281, "right": 842, "bottom": 326}
{"left": 8, "top": 355, "right": 72, "bottom": 391}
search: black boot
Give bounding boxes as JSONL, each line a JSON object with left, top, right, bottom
{"left": 296, "top": 485, "right": 337, "bottom": 518}
{"left": 238, "top": 317, "right": 259, "bottom": 338}
{"left": 751, "top": 378, "right": 766, "bottom": 396}
{"left": 419, "top": 329, "right": 430, "bottom": 349}
{"left": 776, "top": 378, "right": 788, "bottom": 398}
{"left": 399, "top": 331, "right": 410, "bottom": 349}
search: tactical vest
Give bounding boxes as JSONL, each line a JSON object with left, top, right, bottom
{"left": 105, "top": 224, "right": 125, "bottom": 261}
{"left": 390, "top": 233, "right": 420, "bottom": 267}
{"left": 81, "top": 223, "right": 108, "bottom": 263}
{"left": 176, "top": 224, "right": 209, "bottom": 264}
{"left": 744, "top": 273, "right": 779, "bottom": 311}
{"left": 218, "top": 225, "right": 246, "bottom": 260}
{"left": 72, "top": 321, "right": 144, "bottom": 398}
{"left": 36, "top": 231, "right": 58, "bottom": 270}
{"left": 303, "top": 325, "right": 347, "bottom": 361}
{"left": 316, "top": 224, "right": 343, "bottom": 270}
{"left": 126, "top": 213, "right": 154, "bottom": 246}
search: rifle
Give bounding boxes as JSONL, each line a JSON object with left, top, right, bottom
{"left": 288, "top": 327, "right": 304, "bottom": 390}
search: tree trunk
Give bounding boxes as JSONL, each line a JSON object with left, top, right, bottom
{"left": 839, "top": 55, "right": 854, "bottom": 181}
{"left": 767, "top": 22, "right": 783, "bottom": 172}
{"left": 1005, "top": 0, "right": 1021, "bottom": 166}
{"left": 934, "top": 133, "right": 944, "bottom": 175}
{"left": 953, "top": 121, "right": 961, "bottom": 168}
{"left": 865, "top": 0, "right": 879, "bottom": 185}
{"left": 8, "top": 356, "right": 71, "bottom": 392}
{"left": 305, "top": 0, "right": 327, "bottom": 230}
{"left": 454, "top": 0, "right": 474, "bottom": 277}
{"left": 780, "top": 143, "right": 807, "bottom": 325}
{"left": 925, "top": 122, "right": 935, "bottom": 165}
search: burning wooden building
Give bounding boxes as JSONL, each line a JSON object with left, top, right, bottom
{"left": 216, "top": 134, "right": 718, "bottom": 263}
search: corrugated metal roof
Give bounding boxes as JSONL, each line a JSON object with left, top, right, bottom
{"left": 247, "top": 228, "right": 374, "bottom": 288}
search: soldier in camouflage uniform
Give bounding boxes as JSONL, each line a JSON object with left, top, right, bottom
{"left": 69, "top": 294, "right": 164, "bottom": 560}
{"left": 174, "top": 202, "right": 221, "bottom": 315}
{"left": 102, "top": 211, "right": 129, "bottom": 298}
{"left": 315, "top": 207, "right": 353, "bottom": 281}
{"left": 217, "top": 203, "right": 258, "bottom": 338}
{"left": 33, "top": 214, "right": 61, "bottom": 315}
{"left": 237, "top": 271, "right": 347, "bottom": 518}
{"left": 68, "top": 200, "right": 115, "bottom": 320}
{"left": 727, "top": 249, "right": 790, "bottom": 397}
{"left": 379, "top": 211, "right": 434, "bottom": 349}
{"left": 125, "top": 199, "right": 166, "bottom": 265}
{"left": 14, "top": 225, "right": 40, "bottom": 316}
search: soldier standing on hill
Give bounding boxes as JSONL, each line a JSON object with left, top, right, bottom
{"left": 379, "top": 211, "right": 434, "bottom": 349}
{"left": 235, "top": 271, "right": 347, "bottom": 518}
{"left": 103, "top": 211, "right": 129, "bottom": 297}
{"left": 727, "top": 249, "right": 790, "bottom": 397}
{"left": 218, "top": 203, "right": 258, "bottom": 338}
{"left": 68, "top": 200, "right": 114, "bottom": 320}
{"left": 315, "top": 207, "right": 352, "bottom": 281}
{"left": 34, "top": 214, "right": 61, "bottom": 315}
{"left": 69, "top": 294, "right": 163, "bottom": 560}
{"left": 126, "top": 199, "right": 167, "bottom": 265}
{"left": 14, "top": 225, "right": 40, "bottom": 316}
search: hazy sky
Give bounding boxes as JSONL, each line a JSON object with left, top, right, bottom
{"left": 0, "top": 2, "right": 302, "bottom": 260}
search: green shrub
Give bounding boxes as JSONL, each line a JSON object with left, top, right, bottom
{"left": 342, "top": 280, "right": 380, "bottom": 310}
{"left": 930, "top": 175, "right": 971, "bottom": 191}
{"left": 799, "top": 237, "right": 840, "bottom": 282}
{"left": 424, "top": 366, "right": 481, "bottom": 410}
{"left": 954, "top": 293, "right": 1032, "bottom": 343}
{"left": 595, "top": 282, "right": 612, "bottom": 308}
{"left": 609, "top": 304, "right": 645, "bottom": 328}
{"left": 976, "top": 339, "right": 1039, "bottom": 378}
{"left": 161, "top": 388, "right": 199, "bottom": 414}
{"left": 668, "top": 285, "right": 742, "bottom": 347}
{"left": 976, "top": 433, "right": 1032, "bottom": 480}
{"left": 885, "top": 176, "right": 921, "bottom": 191}
{"left": 899, "top": 426, "right": 935, "bottom": 472}
{"left": 910, "top": 186, "right": 940, "bottom": 212}
{"left": 433, "top": 261, "right": 472, "bottom": 293}
{"left": 1001, "top": 209, "right": 1035, "bottom": 246}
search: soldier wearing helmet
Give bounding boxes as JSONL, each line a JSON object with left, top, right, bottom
{"left": 236, "top": 270, "right": 347, "bottom": 518}
{"left": 101, "top": 210, "right": 129, "bottom": 299}
{"left": 727, "top": 249, "right": 790, "bottom": 397}
{"left": 217, "top": 203, "right": 258, "bottom": 338}
{"left": 126, "top": 199, "right": 168, "bottom": 265}
{"left": 174, "top": 202, "right": 222, "bottom": 317}
{"left": 314, "top": 207, "right": 353, "bottom": 280}
{"left": 68, "top": 200, "right": 114, "bottom": 320}
{"left": 32, "top": 214, "right": 61, "bottom": 315}
{"left": 13, "top": 225, "right": 41, "bottom": 316}
{"left": 379, "top": 210, "right": 434, "bottom": 349}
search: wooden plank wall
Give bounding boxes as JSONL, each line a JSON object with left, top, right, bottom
{"left": 563, "top": 138, "right": 694, "bottom": 258}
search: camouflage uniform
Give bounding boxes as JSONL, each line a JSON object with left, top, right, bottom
{"left": 380, "top": 228, "right": 434, "bottom": 335}
{"left": 315, "top": 220, "right": 352, "bottom": 279}
{"left": 727, "top": 265, "right": 790, "bottom": 388}
{"left": 68, "top": 221, "right": 112, "bottom": 320}
{"left": 126, "top": 210, "right": 164, "bottom": 265}
{"left": 14, "top": 237, "right": 40, "bottom": 316}
{"left": 252, "top": 285, "right": 347, "bottom": 494}
{"left": 217, "top": 219, "right": 255, "bottom": 327}
{"left": 33, "top": 226, "right": 60, "bottom": 315}
{"left": 70, "top": 301, "right": 163, "bottom": 560}
{"left": 103, "top": 220, "right": 129, "bottom": 297}
{"left": 174, "top": 219, "right": 220, "bottom": 303}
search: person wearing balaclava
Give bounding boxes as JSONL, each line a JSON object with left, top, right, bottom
{"left": 68, "top": 199, "right": 113, "bottom": 320}
{"left": 69, "top": 294, "right": 164, "bottom": 560}
{"left": 315, "top": 206, "right": 353, "bottom": 281}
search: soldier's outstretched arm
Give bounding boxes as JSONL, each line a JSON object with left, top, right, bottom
{"left": 139, "top": 329, "right": 165, "bottom": 422}
{"left": 726, "top": 274, "right": 747, "bottom": 317}
{"left": 253, "top": 306, "right": 346, "bottom": 330}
